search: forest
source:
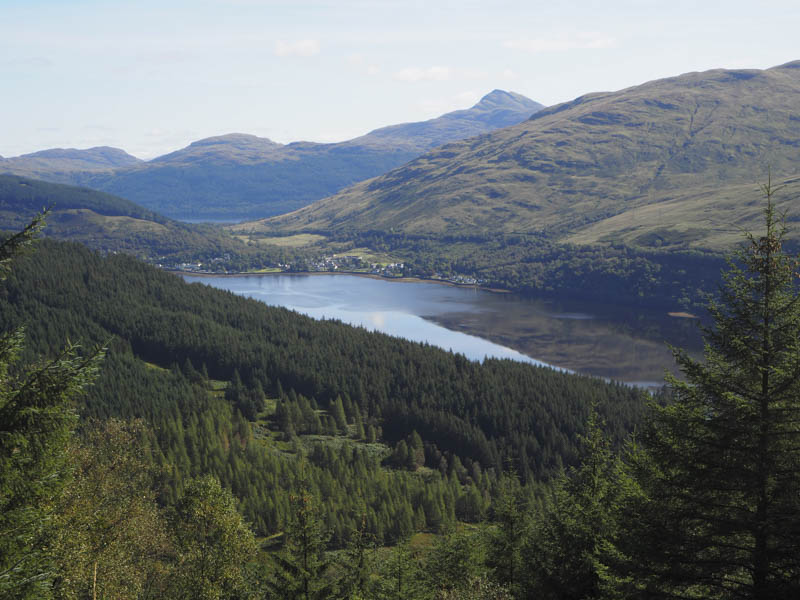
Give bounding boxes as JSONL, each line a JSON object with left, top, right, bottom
{"left": 3, "top": 189, "right": 800, "bottom": 599}
{"left": 324, "top": 230, "right": 728, "bottom": 310}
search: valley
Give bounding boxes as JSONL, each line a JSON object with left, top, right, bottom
{"left": 4, "top": 15, "right": 800, "bottom": 593}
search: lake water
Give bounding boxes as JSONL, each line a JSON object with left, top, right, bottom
{"left": 183, "top": 273, "right": 703, "bottom": 386}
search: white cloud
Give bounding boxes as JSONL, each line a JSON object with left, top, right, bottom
{"left": 502, "top": 68, "right": 518, "bottom": 79}
{"left": 393, "top": 66, "right": 451, "bottom": 82}
{"left": 503, "top": 32, "right": 617, "bottom": 53}
{"left": 274, "top": 39, "right": 320, "bottom": 57}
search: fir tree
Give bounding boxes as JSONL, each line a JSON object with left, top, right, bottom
{"left": 486, "top": 473, "right": 527, "bottom": 591}
{"left": 521, "top": 408, "right": 626, "bottom": 600}
{"left": 619, "top": 182, "right": 800, "bottom": 599}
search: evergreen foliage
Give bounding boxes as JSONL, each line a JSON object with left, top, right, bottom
{"left": 265, "top": 481, "right": 333, "bottom": 600}
{"left": 168, "top": 475, "right": 257, "bottom": 600}
{"left": 0, "top": 216, "right": 104, "bottom": 599}
{"left": 616, "top": 182, "right": 800, "bottom": 599}
{"left": 0, "top": 235, "right": 645, "bottom": 547}
{"left": 520, "top": 409, "right": 626, "bottom": 600}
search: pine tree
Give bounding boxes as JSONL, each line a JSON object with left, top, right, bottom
{"left": 336, "top": 515, "right": 374, "bottom": 599}
{"left": 375, "top": 540, "right": 426, "bottom": 600}
{"left": 486, "top": 473, "right": 527, "bottom": 591}
{"left": 619, "top": 182, "right": 800, "bottom": 599}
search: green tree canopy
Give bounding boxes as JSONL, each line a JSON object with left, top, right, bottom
{"left": 0, "top": 214, "right": 104, "bottom": 599}
{"left": 617, "top": 182, "right": 800, "bottom": 599}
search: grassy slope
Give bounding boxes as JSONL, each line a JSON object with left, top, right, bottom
{"left": 260, "top": 61, "right": 800, "bottom": 251}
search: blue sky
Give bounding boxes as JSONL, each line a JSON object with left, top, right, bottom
{"left": 2, "top": 0, "right": 799, "bottom": 159}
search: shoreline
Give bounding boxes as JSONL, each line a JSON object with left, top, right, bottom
{"left": 177, "top": 268, "right": 513, "bottom": 294}
{"left": 177, "top": 269, "right": 694, "bottom": 318}
{"left": 178, "top": 269, "right": 700, "bottom": 387}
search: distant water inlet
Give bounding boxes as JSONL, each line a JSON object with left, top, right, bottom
{"left": 183, "top": 273, "right": 702, "bottom": 386}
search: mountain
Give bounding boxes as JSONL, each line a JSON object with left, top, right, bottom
{"left": 0, "top": 91, "right": 542, "bottom": 221}
{"left": 0, "top": 174, "right": 253, "bottom": 261}
{"left": 260, "top": 62, "right": 800, "bottom": 251}
{"left": 0, "top": 146, "right": 142, "bottom": 182}
{"left": 345, "top": 89, "right": 543, "bottom": 150}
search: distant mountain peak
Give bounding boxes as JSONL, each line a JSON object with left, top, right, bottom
{"left": 472, "top": 89, "right": 541, "bottom": 111}
{"left": 150, "top": 133, "right": 284, "bottom": 165}
{"left": 188, "top": 133, "right": 281, "bottom": 148}
{"left": 0, "top": 146, "right": 142, "bottom": 175}
{"left": 773, "top": 59, "right": 800, "bottom": 70}
{"left": 2, "top": 93, "right": 543, "bottom": 220}
{"left": 264, "top": 61, "right": 800, "bottom": 247}
{"left": 19, "top": 146, "right": 141, "bottom": 165}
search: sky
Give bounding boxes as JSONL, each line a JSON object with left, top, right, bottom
{"left": 2, "top": 0, "right": 799, "bottom": 160}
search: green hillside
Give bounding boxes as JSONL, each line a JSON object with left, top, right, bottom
{"left": 0, "top": 174, "right": 256, "bottom": 262}
{"left": 262, "top": 61, "right": 800, "bottom": 251}
{"left": 1, "top": 236, "right": 645, "bottom": 541}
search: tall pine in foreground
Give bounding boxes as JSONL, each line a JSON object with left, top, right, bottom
{"left": 617, "top": 182, "right": 800, "bottom": 599}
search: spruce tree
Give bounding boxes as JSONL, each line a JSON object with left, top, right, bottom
{"left": 619, "top": 182, "right": 800, "bottom": 599}
{"left": 266, "top": 481, "right": 333, "bottom": 600}
{"left": 521, "top": 408, "right": 626, "bottom": 600}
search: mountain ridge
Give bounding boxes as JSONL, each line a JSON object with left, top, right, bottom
{"left": 0, "top": 90, "right": 542, "bottom": 220}
{"left": 0, "top": 146, "right": 142, "bottom": 180}
{"left": 258, "top": 61, "right": 800, "bottom": 251}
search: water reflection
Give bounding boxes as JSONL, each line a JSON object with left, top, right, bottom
{"left": 183, "top": 273, "right": 703, "bottom": 385}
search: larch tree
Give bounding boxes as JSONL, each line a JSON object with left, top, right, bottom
{"left": 168, "top": 475, "right": 257, "bottom": 600}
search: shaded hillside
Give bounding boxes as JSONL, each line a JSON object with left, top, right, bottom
{"left": 1, "top": 90, "right": 542, "bottom": 221}
{"left": 0, "top": 174, "right": 253, "bottom": 261}
{"left": 262, "top": 61, "right": 800, "bottom": 251}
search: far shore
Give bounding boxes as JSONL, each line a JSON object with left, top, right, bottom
{"left": 177, "top": 269, "right": 513, "bottom": 294}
